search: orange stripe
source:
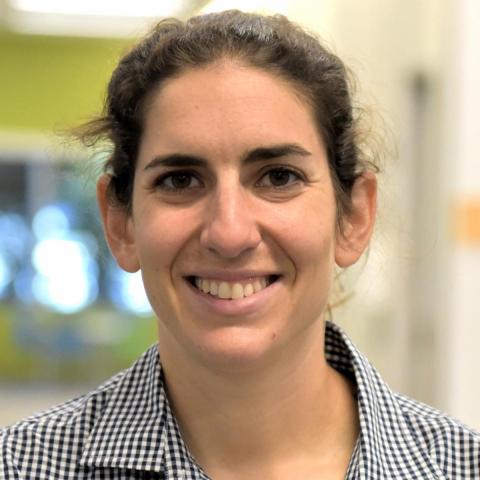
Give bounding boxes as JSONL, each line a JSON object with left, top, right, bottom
{"left": 454, "top": 198, "right": 480, "bottom": 246}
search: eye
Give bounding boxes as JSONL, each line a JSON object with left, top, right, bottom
{"left": 155, "top": 171, "right": 201, "bottom": 191}
{"left": 256, "top": 167, "right": 303, "bottom": 188}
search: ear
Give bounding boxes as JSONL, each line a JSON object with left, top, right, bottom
{"left": 96, "top": 174, "right": 140, "bottom": 273}
{"left": 335, "top": 171, "right": 377, "bottom": 268}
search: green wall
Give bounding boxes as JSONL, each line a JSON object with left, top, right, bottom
{"left": 0, "top": 33, "right": 130, "bottom": 132}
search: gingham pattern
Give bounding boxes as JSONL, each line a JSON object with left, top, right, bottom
{"left": 1, "top": 321, "right": 479, "bottom": 479}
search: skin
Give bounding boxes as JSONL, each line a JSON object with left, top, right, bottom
{"left": 98, "top": 59, "right": 377, "bottom": 479}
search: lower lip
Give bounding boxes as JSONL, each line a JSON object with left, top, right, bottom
{"left": 183, "top": 278, "right": 282, "bottom": 317}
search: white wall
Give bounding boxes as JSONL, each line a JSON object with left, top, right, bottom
{"left": 439, "top": 0, "right": 480, "bottom": 429}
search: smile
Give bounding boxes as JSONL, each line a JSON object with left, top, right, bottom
{"left": 188, "top": 275, "right": 280, "bottom": 300}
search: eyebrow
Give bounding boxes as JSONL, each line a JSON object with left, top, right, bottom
{"left": 143, "top": 143, "right": 312, "bottom": 171}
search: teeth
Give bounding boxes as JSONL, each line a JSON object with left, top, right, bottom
{"left": 193, "top": 276, "right": 274, "bottom": 300}
{"left": 201, "top": 279, "right": 210, "bottom": 294}
{"left": 231, "top": 283, "right": 243, "bottom": 299}
{"left": 210, "top": 281, "right": 219, "bottom": 295}
{"left": 218, "top": 282, "right": 231, "bottom": 299}
{"left": 244, "top": 283, "right": 254, "bottom": 297}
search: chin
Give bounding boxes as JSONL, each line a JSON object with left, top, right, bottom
{"left": 191, "top": 326, "right": 283, "bottom": 372}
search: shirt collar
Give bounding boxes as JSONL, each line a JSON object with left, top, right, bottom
{"left": 326, "top": 322, "right": 447, "bottom": 479}
{"left": 79, "top": 345, "right": 205, "bottom": 478}
{"left": 80, "top": 321, "right": 447, "bottom": 479}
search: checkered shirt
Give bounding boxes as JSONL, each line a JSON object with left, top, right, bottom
{"left": 1, "top": 321, "right": 479, "bottom": 479}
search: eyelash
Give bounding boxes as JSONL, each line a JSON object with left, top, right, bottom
{"left": 153, "top": 170, "right": 201, "bottom": 193}
{"left": 153, "top": 166, "right": 304, "bottom": 193}
{"left": 256, "top": 167, "right": 304, "bottom": 188}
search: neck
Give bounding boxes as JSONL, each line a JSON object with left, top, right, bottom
{"left": 158, "top": 323, "right": 359, "bottom": 478}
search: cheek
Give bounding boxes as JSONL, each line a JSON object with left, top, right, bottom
{"left": 290, "top": 224, "right": 337, "bottom": 293}
{"left": 289, "top": 219, "right": 337, "bottom": 316}
{"left": 290, "top": 218, "right": 335, "bottom": 253}
{"left": 133, "top": 207, "right": 199, "bottom": 271}
{"left": 265, "top": 196, "right": 337, "bottom": 260}
{"left": 268, "top": 197, "right": 337, "bottom": 305}
{"left": 134, "top": 211, "right": 194, "bottom": 318}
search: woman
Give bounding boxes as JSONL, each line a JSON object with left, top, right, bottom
{"left": 1, "top": 10, "right": 479, "bottom": 480}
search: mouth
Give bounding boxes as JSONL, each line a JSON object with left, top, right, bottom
{"left": 185, "top": 275, "right": 281, "bottom": 300}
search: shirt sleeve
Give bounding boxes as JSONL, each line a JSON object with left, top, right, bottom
{"left": 0, "top": 428, "right": 24, "bottom": 480}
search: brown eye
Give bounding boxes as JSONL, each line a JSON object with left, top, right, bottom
{"left": 156, "top": 171, "right": 201, "bottom": 191}
{"left": 269, "top": 169, "right": 292, "bottom": 186}
{"left": 170, "top": 173, "right": 193, "bottom": 188}
{"left": 257, "top": 168, "right": 302, "bottom": 188}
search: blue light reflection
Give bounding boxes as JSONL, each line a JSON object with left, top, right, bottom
{"left": 0, "top": 252, "right": 11, "bottom": 299}
{"left": 32, "top": 204, "right": 71, "bottom": 240}
{"left": 29, "top": 201, "right": 100, "bottom": 314}
{"left": 107, "top": 263, "right": 152, "bottom": 316}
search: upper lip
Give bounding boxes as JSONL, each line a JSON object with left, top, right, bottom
{"left": 184, "top": 270, "right": 280, "bottom": 282}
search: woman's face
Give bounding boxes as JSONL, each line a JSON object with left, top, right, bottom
{"left": 102, "top": 61, "right": 373, "bottom": 370}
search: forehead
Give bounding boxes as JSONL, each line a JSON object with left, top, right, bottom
{"left": 138, "top": 61, "right": 325, "bottom": 161}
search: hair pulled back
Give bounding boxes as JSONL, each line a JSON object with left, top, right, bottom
{"left": 80, "top": 10, "right": 377, "bottom": 217}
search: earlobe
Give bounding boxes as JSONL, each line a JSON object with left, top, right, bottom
{"left": 96, "top": 174, "right": 140, "bottom": 273}
{"left": 335, "top": 172, "right": 377, "bottom": 268}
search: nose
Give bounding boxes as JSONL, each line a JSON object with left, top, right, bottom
{"left": 200, "top": 180, "right": 261, "bottom": 259}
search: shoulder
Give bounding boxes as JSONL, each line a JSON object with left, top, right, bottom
{"left": 0, "top": 370, "right": 124, "bottom": 479}
{"left": 325, "top": 321, "right": 480, "bottom": 477}
{"left": 395, "top": 392, "right": 480, "bottom": 477}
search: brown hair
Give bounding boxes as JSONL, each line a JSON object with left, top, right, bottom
{"left": 80, "top": 9, "right": 378, "bottom": 218}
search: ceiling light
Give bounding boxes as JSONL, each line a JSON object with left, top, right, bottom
{"left": 9, "top": 0, "right": 189, "bottom": 18}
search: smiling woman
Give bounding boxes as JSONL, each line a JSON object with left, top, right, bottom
{"left": 114, "top": 61, "right": 358, "bottom": 373}
{"left": 1, "top": 9, "right": 479, "bottom": 480}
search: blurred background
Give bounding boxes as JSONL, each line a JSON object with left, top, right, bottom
{"left": 0, "top": 0, "right": 479, "bottom": 429}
